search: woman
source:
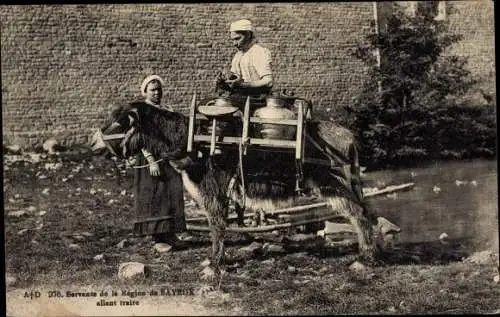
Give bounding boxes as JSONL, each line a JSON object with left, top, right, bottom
{"left": 133, "top": 75, "right": 187, "bottom": 248}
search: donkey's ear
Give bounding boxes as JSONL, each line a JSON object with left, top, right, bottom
{"left": 127, "top": 108, "right": 140, "bottom": 126}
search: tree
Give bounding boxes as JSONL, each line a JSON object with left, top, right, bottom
{"left": 347, "top": 2, "right": 495, "bottom": 169}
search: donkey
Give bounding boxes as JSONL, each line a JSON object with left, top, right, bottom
{"left": 90, "top": 101, "right": 380, "bottom": 276}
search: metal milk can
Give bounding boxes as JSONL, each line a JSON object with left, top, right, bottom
{"left": 253, "top": 97, "right": 297, "bottom": 140}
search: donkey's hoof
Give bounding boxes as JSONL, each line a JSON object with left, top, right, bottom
{"left": 200, "top": 266, "right": 217, "bottom": 280}
{"left": 196, "top": 284, "right": 215, "bottom": 296}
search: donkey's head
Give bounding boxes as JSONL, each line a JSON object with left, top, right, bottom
{"left": 89, "top": 104, "right": 141, "bottom": 158}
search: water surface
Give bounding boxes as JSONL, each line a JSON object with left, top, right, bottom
{"left": 364, "top": 159, "right": 498, "bottom": 250}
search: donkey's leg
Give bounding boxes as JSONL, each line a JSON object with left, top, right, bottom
{"left": 215, "top": 239, "right": 225, "bottom": 273}
{"left": 235, "top": 203, "right": 245, "bottom": 227}
{"left": 326, "top": 197, "right": 378, "bottom": 262}
{"left": 210, "top": 228, "right": 223, "bottom": 276}
{"left": 203, "top": 163, "right": 231, "bottom": 279}
{"left": 206, "top": 201, "right": 228, "bottom": 279}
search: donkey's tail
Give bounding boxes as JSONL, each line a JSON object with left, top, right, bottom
{"left": 349, "top": 144, "right": 377, "bottom": 224}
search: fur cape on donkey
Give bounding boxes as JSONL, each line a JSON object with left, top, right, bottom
{"left": 91, "top": 101, "right": 380, "bottom": 276}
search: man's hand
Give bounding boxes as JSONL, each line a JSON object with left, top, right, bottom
{"left": 215, "top": 71, "right": 225, "bottom": 85}
{"left": 225, "top": 74, "right": 243, "bottom": 89}
{"left": 215, "top": 71, "right": 232, "bottom": 93}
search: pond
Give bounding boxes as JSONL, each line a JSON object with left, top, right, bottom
{"left": 363, "top": 159, "right": 498, "bottom": 250}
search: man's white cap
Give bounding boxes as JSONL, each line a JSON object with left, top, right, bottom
{"left": 140, "top": 75, "right": 164, "bottom": 96}
{"left": 230, "top": 19, "right": 254, "bottom": 33}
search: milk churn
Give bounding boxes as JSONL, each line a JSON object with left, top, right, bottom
{"left": 198, "top": 97, "right": 240, "bottom": 137}
{"left": 253, "top": 96, "right": 296, "bottom": 140}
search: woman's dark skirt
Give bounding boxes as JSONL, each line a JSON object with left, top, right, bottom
{"left": 133, "top": 154, "right": 186, "bottom": 241}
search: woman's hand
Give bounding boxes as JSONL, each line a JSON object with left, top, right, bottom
{"left": 148, "top": 161, "right": 161, "bottom": 176}
{"left": 141, "top": 148, "right": 160, "bottom": 176}
{"left": 125, "top": 156, "right": 137, "bottom": 168}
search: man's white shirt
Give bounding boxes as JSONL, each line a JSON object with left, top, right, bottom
{"left": 231, "top": 43, "right": 273, "bottom": 83}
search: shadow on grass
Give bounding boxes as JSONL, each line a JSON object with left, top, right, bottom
{"left": 316, "top": 238, "right": 473, "bottom": 266}
{"left": 163, "top": 232, "right": 257, "bottom": 250}
{"left": 375, "top": 238, "right": 472, "bottom": 266}
{"left": 224, "top": 237, "right": 472, "bottom": 268}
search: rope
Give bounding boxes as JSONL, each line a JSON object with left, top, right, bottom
{"left": 238, "top": 138, "right": 249, "bottom": 211}
{"left": 130, "top": 158, "right": 164, "bottom": 169}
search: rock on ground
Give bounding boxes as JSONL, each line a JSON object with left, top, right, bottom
{"left": 8, "top": 210, "right": 28, "bottom": 217}
{"left": 17, "top": 229, "right": 29, "bottom": 236}
{"left": 153, "top": 243, "right": 173, "bottom": 253}
{"left": 236, "top": 242, "right": 263, "bottom": 259}
{"left": 439, "top": 232, "right": 449, "bottom": 244}
{"left": 493, "top": 275, "right": 499, "bottom": 283}
{"left": 262, "top": 258, "right": 276, "bottom": 265}
{"left": 72, "top": 235, "right": 85, "bottom": 242}
{"left": 464, "top": 250, "right": 499, "bottom": 265}
{"left": 68, "top": 244, "right": 81, "bottom": 250}
{"left": 116, "top": 239, "right": 130, "bottom": 249}
{"left": 349, "top": 261, "right": 371, "bottom": 273}
{"left": 376, "top": 217, "right": 401, "bottom": 235}
{"left": 118, "top": 262, "right": 149, "bottom": 279}
{"left": 200, "top": 259, "right": 211, "bottom": 267}
{"left": 6, "top": 273, "right": 17, "bottom": 287}
{"left": 4, "top": 144, "right": 22, "bottom": 154}
{"left": 263, "top": 243, "right": 286, "bottom": 254}
{"left": 43, "top": 138, "right": 59, "bottom": 154}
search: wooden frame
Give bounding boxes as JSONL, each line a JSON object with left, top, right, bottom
{"left": 186, "top": 93, "right": 197, "bottom": 153}
{"left": 186, "top": 94, "right": 308, "bottom": 161}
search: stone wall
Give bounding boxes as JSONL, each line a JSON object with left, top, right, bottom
{"left": 1, "top": 3, "right": 375, "bottom": 148}
{"left": 394, "top": 1, "right": 496, "bottom": 98}
{"left": 1, "top": 2, "right": 495, "bottom": 149}
{"left": 446, "top": 1, "right": 496, "bottom": 96}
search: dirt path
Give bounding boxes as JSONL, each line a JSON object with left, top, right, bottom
{"left": 6, "top": 286, "right": 229, "bottom": 317}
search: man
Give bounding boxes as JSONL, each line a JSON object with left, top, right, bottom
{"left": 219, "top": 19, "right": 273, "bottom": 98}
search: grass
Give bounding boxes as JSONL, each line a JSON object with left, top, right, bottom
{"left": 219, "top": 256, "right": 499, "bottom": 315}
{"left": 4, "top": 151, "right": 500, "bottom": 315}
